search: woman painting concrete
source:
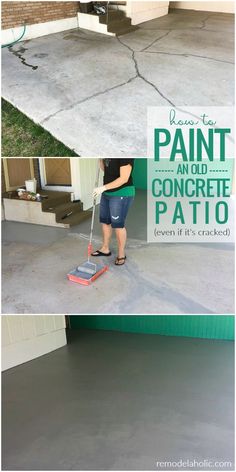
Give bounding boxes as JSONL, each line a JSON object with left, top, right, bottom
{"left": 92, "top": 159, "right": 135, "bottom": 266}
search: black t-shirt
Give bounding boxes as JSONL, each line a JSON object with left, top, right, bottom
{"left": 103, "top": 159, "right": 135, "bottom": 193}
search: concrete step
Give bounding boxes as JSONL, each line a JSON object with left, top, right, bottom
{"left": 78, "top": 9, "right": 136, "bottom": 36}
{"left": 57, "top": 209, "right": 91, "bottom": 227}
{"left": 112, "top": 25, "right": 139, "bottom": 35}
{"left": 44, "top": 201, "right": 83, "bottom": 221}
{"left": 41, "top": 191, "right": 91, "bottom": 227}
{"left": 2, "top": 189, "right": 90, "bottom": 228}
{"left": 40, "top": 190, "right": 71, "bottom": 211}
{"left": 99, "top": 10, "right": 125, "bottom": 24}
{"left": 2, "top": 189, "right": 72, "bottom": 211}
{"left": 2, "top": 197, "right": 66, "bottom": 228}
{"left": 107, "top": 17, "right": 131, "bottom": 30}
{"left": 107, "top": 18, "right": 138, "bottom": 35}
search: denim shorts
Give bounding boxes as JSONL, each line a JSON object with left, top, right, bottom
{"left": 99, "top": 194, "right": 134, "bottom": 228}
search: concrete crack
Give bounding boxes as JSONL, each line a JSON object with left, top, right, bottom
{"left": 8, "top": 45, "right": 38, "bottom": 70}
{"left": 200, "top": 14, "right": 213, "bottom": 29}
{"left": 117, "top": 35, "right": 176, "bottom": 107}
{"left": 41, "top": 75, "right": 138, "bottom": 124}
{"left": 141, "top": 30, "right": 172, "bottom": 52}
{"left": 136, "top": 62, "right": 176, "bottom": 106}
{"left": 144, "top": 50, "right": 234, "bottom": 65}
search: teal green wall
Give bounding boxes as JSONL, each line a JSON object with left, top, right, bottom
{"left": 133, "top": 159, "right": 147, "bottom": 189}
{"left": 69, "top": 316, "right": 234, "bottom": 340}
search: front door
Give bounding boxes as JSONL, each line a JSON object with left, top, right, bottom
{"left": 44, "top": 158, "right": 71, "bottom": 186}
{"left": 39, "top": 158, "right": 74, "bottom": 195}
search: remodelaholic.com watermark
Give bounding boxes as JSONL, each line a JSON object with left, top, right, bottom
{"left": 156, "top": 459, "right": 233, "bottom": 469}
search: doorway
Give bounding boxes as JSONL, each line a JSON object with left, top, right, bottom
{"left": 40, "top": 158, "right": 72, "bottom": 191}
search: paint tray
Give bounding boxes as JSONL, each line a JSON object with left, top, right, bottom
{"left": 67, "top": 263, "right": 108, "bottom": 286}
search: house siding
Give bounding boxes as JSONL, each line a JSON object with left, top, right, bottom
{"left": 70, "top": 315, "right": 235, "bottom": 340}
{"left": 2, "top": 1, "right": 79, "bottom": 30}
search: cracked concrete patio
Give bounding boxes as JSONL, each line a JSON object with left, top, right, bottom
{"left": 1, "top": 9, "right": 234, "bottom": 156}
{"left": 2, "top": 191, "right": 235, "bottom": 314}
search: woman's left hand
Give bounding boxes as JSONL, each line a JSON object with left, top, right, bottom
{"left": 93, "top": 186, "right": 106, "bottom": 198}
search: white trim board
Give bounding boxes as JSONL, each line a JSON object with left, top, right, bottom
{"left": 1, "top": 17, "right": 79, "bottom": 45}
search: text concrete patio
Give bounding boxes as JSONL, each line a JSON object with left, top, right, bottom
{"left": 2, "top": 9, "right": 234, "bottom": 156}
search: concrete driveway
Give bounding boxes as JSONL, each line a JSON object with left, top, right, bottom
{"left": 2, "top": 9, "right": 234, "bottom": 156}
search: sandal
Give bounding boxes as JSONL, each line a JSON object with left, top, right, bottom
{"left": 91, "top": 250, "right": 111, "bottom": 257}
{"left": 115, "top": 256, "right": 127, "bottom": 266}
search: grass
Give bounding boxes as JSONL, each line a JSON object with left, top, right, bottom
{"left": 1, "top": 99, "right": 78, "bottom": 157}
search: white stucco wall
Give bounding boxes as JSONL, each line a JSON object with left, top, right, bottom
{"left": 126, "top": 1, "right": 169, "bottom": 25}
{"left": 2, "top": 315, "right": 67, "bottom": 371}
{"left": 170, "top": 1, "right": 234, "bottom": 13}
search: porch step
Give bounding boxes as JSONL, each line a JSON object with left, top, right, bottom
{"left": 99, "top": 13, "right": 138, "bottom": 35}
{"left": 99, "top": 10, "right": 126, "bottom": 24}
{"left": 40, "top": 190, "right": 71, "bottom": 211}
{"left": 78, "top": 9, "right": 137, "bottom": 36}
{"left": 107, "top": 19, "right": 138, "bottom": 35}
{"left": 44, "top": 201, "right": 83, "bottom": 221}
{"left": 3, "top": 190, "right": 91, "bottom": 228}
{"left": 41, "top": 192, "right": 91, "bottom": 227}
{"left": 101, "top": 12, "right": 138, "bottom": 35}
{"left": 57, "top": 209, "right": 92, "bottom": 227}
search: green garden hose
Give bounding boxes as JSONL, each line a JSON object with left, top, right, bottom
{"left": 1, "top": 24, "right": 26, "bottom": 48}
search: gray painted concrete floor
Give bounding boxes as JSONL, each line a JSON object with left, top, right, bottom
{"left": 1, "top": 189, "right": 234, "bottom": 314}
{"left": 2, "top": 329, "right": 234, "bottom": 470}
{"left": 1, "top": 10, "right": 234, "bottom": 156}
